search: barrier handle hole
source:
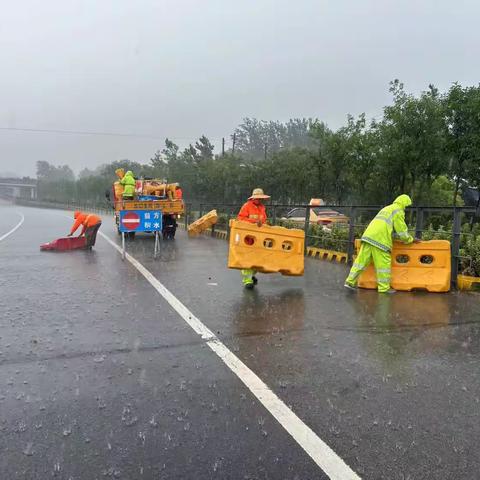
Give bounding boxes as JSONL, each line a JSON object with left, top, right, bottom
{"left": 244, "top": 235, "right": 255, "bottom": 246}
{"left": 282, "top": 241, "right": 293, "bottom": 251}
{"left": 420, "top": 254, "right": 434, "bottom": 264}
{"left": 263, "top": 238, "right": 275, "bottom": 249}
{"left": 396, "top": 254, "right": 409, "bottom": 264}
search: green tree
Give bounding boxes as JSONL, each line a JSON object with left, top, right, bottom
{"left": 194, "top": 135, "right": 215, "bottom": 162}
{"left": 444, "top": 83, "right": 480, "bottom": 205}
{"left": 233, "top": 118, "right": 316, "bottom": 160}
{"left": 36, "top": 161, "right": 75, "bottom": 181}
{"left": 374, "top": 80, "right": 448, "bottom": 202}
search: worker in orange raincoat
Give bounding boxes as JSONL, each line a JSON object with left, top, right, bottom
{"left": 68, "top": 211, "right": 102, "bottom": 248}
{"left": 237, "top": 188, "right": 270, "bottom": 289}
{"left": 175, "top": 185, "right": 183, "bottom": 199}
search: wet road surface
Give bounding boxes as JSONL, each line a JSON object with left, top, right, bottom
{"left": 1, "top": 202, "right": 480, "bottom": 479}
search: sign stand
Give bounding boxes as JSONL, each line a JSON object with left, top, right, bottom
{"left": 154, "top": 231, "right": 160, "bottom": 259}
{"left": 118, "top": 209, "right": 163, "bottom": 259}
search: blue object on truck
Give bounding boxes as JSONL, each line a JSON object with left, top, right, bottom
{"left": 138, "top": 194, "right": 163, "bottom": 201}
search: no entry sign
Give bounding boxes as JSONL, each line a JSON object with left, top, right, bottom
{"left": 119, "top": 210, "right": 162, "bottom": 233}
{"left": 121, "top": 212, "right": 140, "bottom": 231}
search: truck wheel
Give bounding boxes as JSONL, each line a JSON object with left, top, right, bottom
{"left": 128, "top": 232, "right": 135, "bottom": 240}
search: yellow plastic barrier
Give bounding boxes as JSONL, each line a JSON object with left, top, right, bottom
{"left": 306, "top": 246, "right": 347, "bottom": 263}
{"left": 457, "top": 274, "right": 480, "bottom": 291}
{"left": 188, "top": 210, "right": 218, "bottom": 236}
{"left": 113, "top": 181, "right": 124, "bottom": 200}
{"left": 356, "top": 239, "right": 451, "bottom": 292}
{"left": 228, "top": 220, "right": 305, "bottom": 276}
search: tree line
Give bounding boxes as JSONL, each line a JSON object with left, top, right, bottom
{"left": 36, "top": 80, "right": 480, "bottom": 207}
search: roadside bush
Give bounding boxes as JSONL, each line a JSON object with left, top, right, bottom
{"left": 460, "top": 236, "right": 480, "bottom": 277}
{"left": 421, "top": 224, "right": 452, "bottom": 241}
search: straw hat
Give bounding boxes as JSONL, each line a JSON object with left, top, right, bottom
{"left": 249, "top": 188, "right": 270, "bottom": 200}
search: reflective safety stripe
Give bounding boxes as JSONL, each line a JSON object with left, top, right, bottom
{"left": 376, "top": 268, "right": 391, "bottom": 274}
{"left": 352, "top": 262, "right": 366, "bottom": 270}
{"left": 389, "top": 209, "right": 401, "bottom": 220}
{"left": 361, "top": 236, "right": 390, "bottom": 252}
{"left": 374, "top": 208, "right": 401, "bottom": 226}
{"left": 248, "top": 214, "right": 259, "bottom": 219}
{"left": 375, "top": 216, "right": 392, "bottom": 225}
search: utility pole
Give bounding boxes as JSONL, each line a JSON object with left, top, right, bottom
{"left": 232, "top": 133, "right": 236, "bottom": 155}
{"left": 222, "top": 137, "right": 225, "bottom": 156}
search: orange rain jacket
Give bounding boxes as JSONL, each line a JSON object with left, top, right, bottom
{"left": 70, "top": 211, "right": 101, "bottom": 235}
{"left": 237, "top": 200, "right": 267, "bottom": 225}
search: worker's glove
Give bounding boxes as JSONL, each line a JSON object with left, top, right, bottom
{"left": 413, "top": 238, "right": 421, "bottom": 243}
{"left": 256, "top": 221, "right": 262, "bottom": 228}
{"left": 67, "top": 233, "right": 72, "bottom": 237}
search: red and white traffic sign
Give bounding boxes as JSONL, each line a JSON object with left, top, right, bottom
{"left": 121, "top": 212, "right": 141, "bottom": 231}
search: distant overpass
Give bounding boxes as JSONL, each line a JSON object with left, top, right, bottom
{"left": 0, "top": 178, "right": 37, "bottom": 199}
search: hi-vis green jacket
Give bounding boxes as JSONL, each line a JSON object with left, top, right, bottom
{"left": 120, "top": 170, "right": 136, "bottom": 197}
{"left": 361, "top": 194, "right": 414, "bottom": 252}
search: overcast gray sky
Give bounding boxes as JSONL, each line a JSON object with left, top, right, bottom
{"left": 1, "top": 0, "right": 479, "bottom": 177}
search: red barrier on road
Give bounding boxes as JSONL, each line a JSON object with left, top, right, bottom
{"left": 40, "top": 237, "right": 87, "bottom": 251}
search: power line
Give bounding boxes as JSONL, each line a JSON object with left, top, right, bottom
{"left": 0, "top": 126, "right": 166, "bottom": 139}
{"left": 0, "top": 126, "right": 223, "bottom": 142}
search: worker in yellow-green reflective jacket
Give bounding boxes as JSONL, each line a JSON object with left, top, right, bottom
{"left": 345, "top": 194, "right": 417, "bottom": 294}
{"left": 120, "top": 170, "right": 136, "bottom": 200}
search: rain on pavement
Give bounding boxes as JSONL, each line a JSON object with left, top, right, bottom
{"left": 1, "top": 201, "right": 480, "bottom": 480}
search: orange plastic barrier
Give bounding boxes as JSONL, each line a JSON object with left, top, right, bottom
{"left": 188, "top": 210, "right": 218, "bottom": 236}
{"left": 113, "top": 181, "right": 124, "bottom": 200}
{"left": 356, "top": 239, "right": 451, "bottom": 292}
{"left": 228, "top": 220, "right": 305, "bottom": 276}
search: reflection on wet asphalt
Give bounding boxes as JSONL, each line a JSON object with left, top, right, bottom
{"left": 1, "top": 202, "right": 480, "bottom": 479}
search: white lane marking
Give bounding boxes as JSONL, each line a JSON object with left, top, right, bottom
{"left": 0, "top": 212, "right": 25, "bottom": 242}
{"left": 98, "top": 231, "right": 361, "bottom": 480}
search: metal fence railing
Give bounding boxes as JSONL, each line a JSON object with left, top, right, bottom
{"left": 10, "top": 195, "right": 479, "bottom": 288}
{"left": 197, "top": 202, "right": 480, "bottom": 288}
{"left": 12, "top": 197, "right": 112, "bottom": 215}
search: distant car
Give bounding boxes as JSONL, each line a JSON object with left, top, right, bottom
{"left": 281, "top": 205, "right": 349, "bottom": 230}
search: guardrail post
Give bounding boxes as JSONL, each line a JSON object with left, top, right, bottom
{"left": 226, "top": 207, "right": 233, "bottom": 241}
{"left": 347, "top": 207, "right": 356, "bottom": 265}
{"left": 184, "top": 204, "right": 189, "bottom": 230}
{"left": 415, "top": 208, "right": 424, "bottom": 239}
{"left": 272, "top": 205, "right": 277, "bottom": 226}
{"left": 303, "top": 206, "right": 311, "bottom": 255}
{"left": 451, "top": 208, "right": 461, "bottom": 288}
{"left": 199, "top": 204, "right": 204, "bottom": 219}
